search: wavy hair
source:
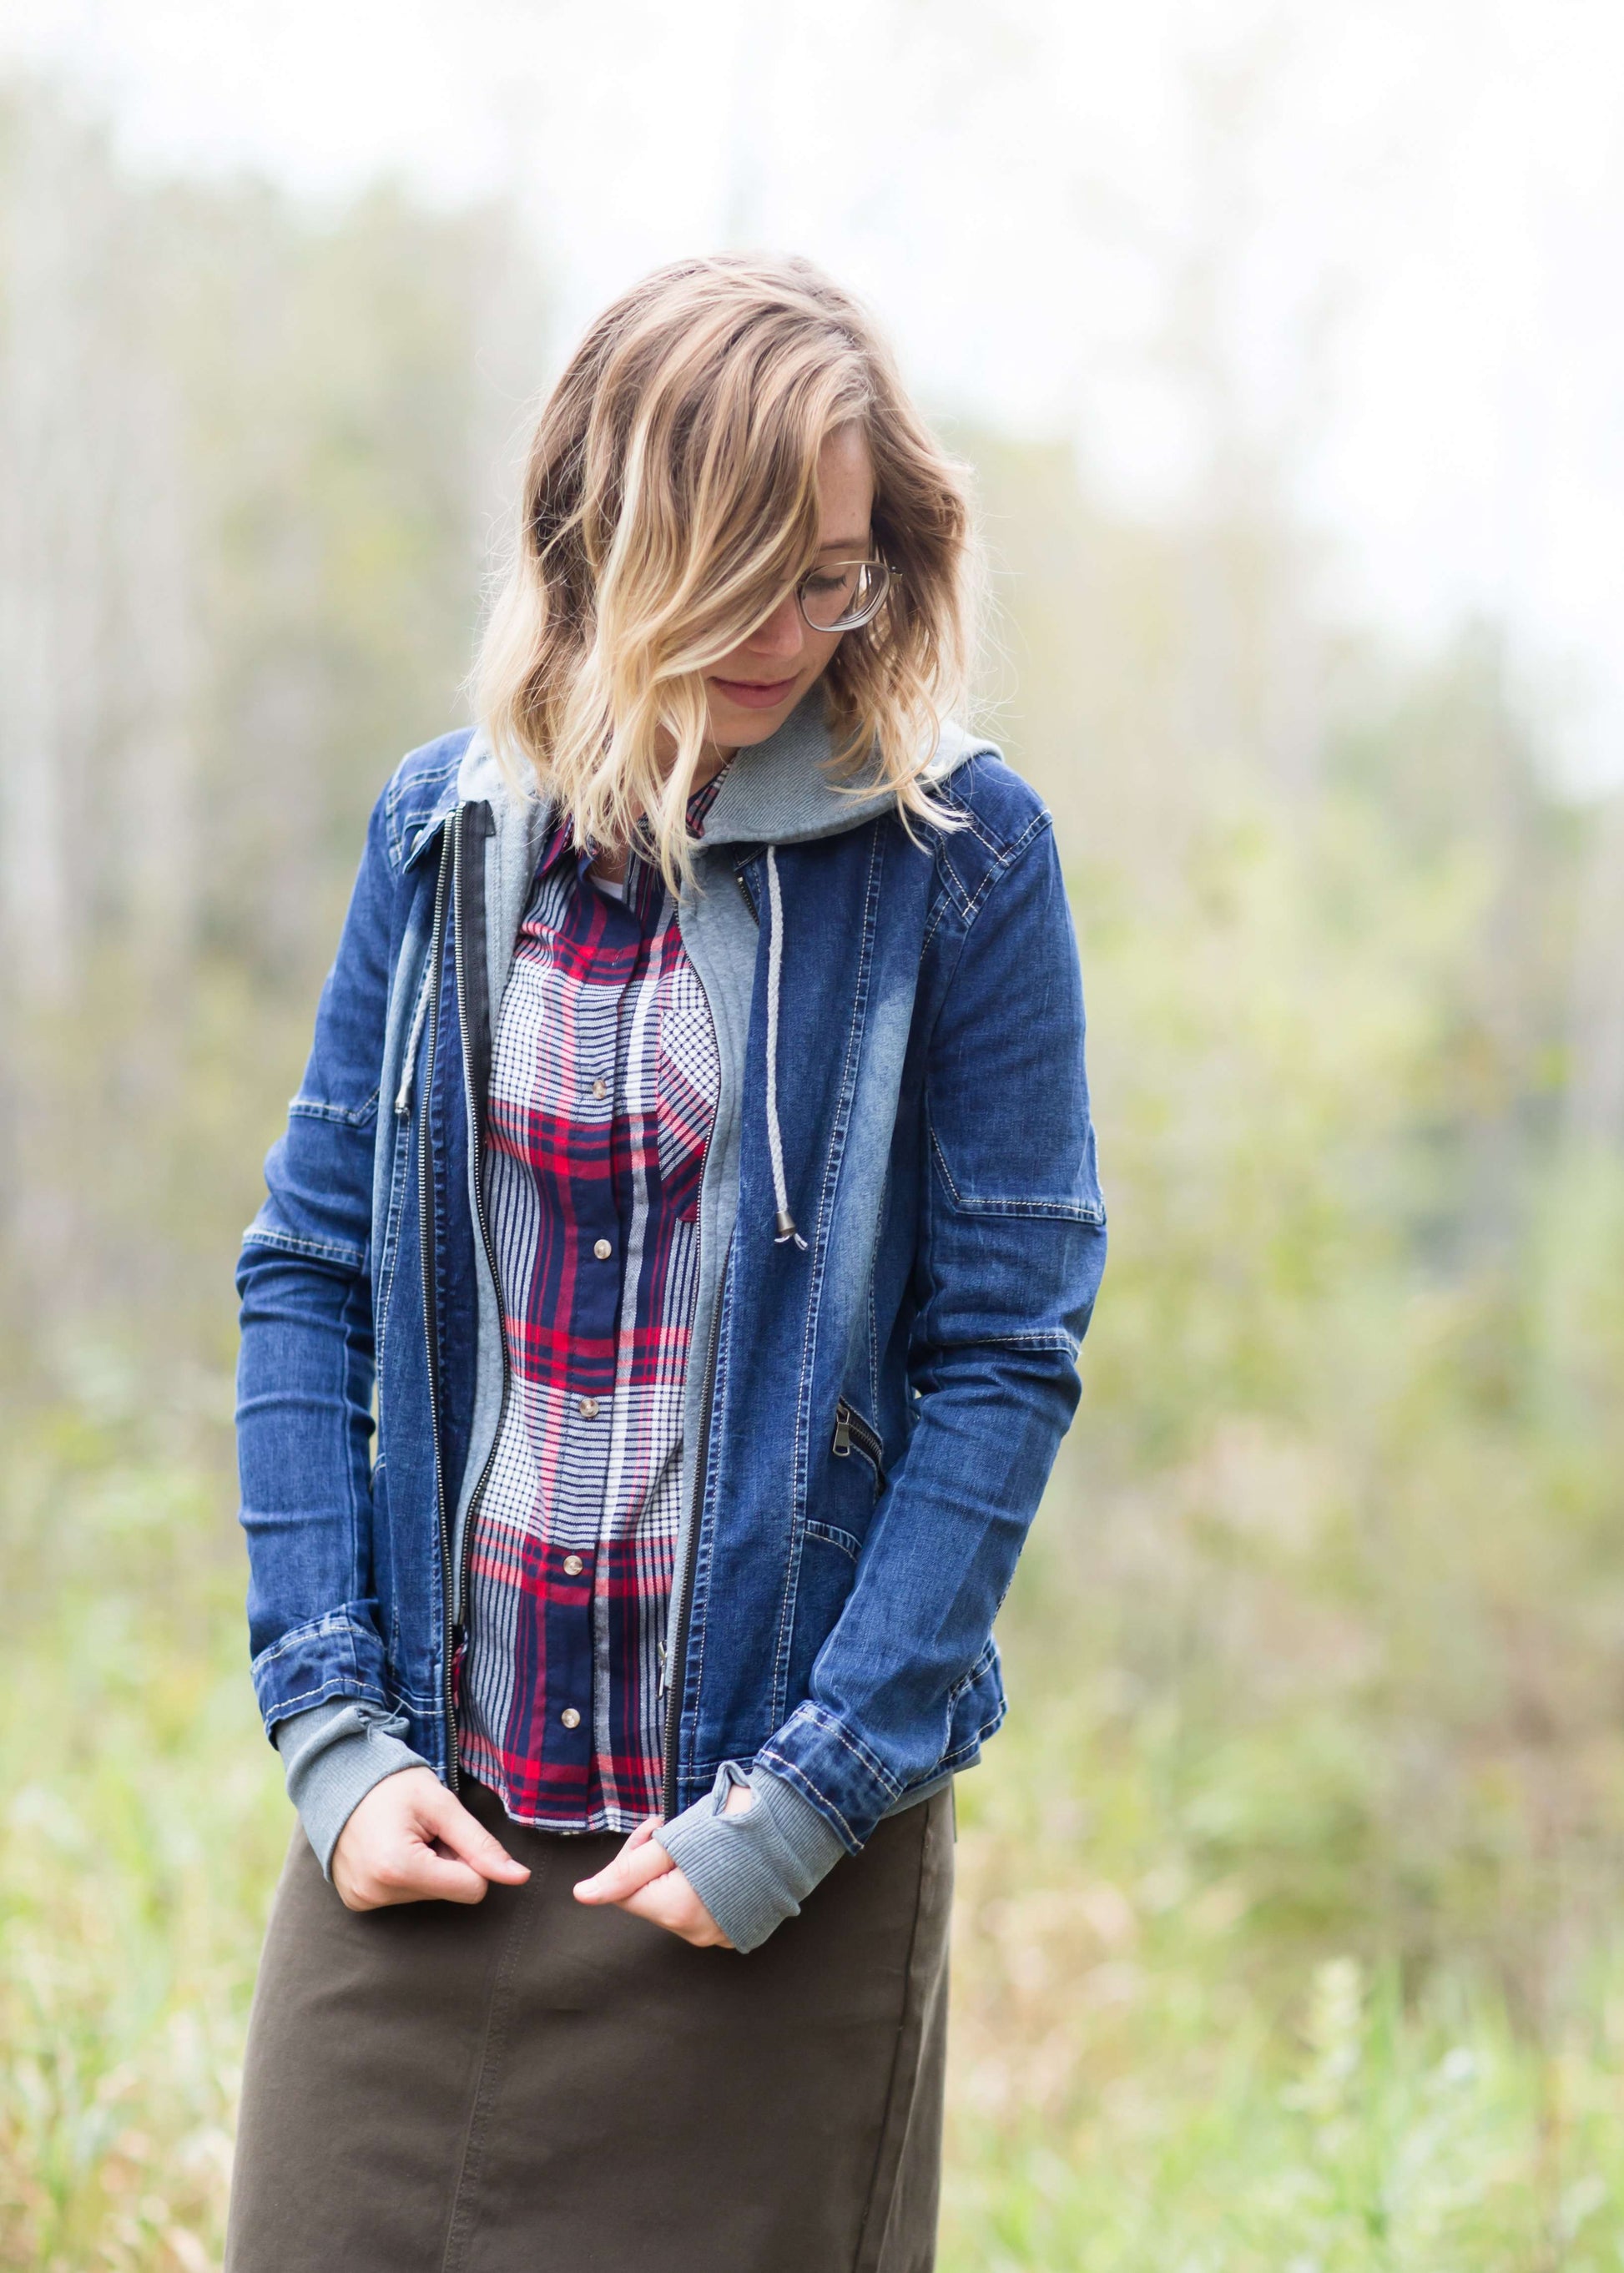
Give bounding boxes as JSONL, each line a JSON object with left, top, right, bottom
{"left": 475, "top": 253, "right": 977, "bottom": 890}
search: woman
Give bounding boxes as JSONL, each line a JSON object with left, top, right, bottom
{"left": 227, "top": 252, "right": 1105, "bottom": 2273}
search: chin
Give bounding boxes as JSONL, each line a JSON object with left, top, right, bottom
{"left": 709, "top": 692, "right": 804, "bottom": 745}
{"left": 731, "top": 711, "right": 795, "bottom": 745}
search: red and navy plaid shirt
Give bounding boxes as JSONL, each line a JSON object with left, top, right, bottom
{"left": 456, "top": 763, "right": 731, "bottom": 1832}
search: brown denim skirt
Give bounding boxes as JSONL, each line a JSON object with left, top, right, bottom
{"left": 224, "top": 1777, "right": 953, "bottom": 2273}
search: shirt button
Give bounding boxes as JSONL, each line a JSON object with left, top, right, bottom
{"left": 563, "top": 1553, "right": 584, "bottom": 1576}
{"left": 591, "top": 1079, "right": 607, "bottom": 1100}
{"left": 577, "top": 1396, "right": 599, "bottom": 1418}
{"left": 560, "top": 1706, "right": 581, "bottom": 1730}
{"left": 593, "top": 1237, "right": 613, "bottom": 1261}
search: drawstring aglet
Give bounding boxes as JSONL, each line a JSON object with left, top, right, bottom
{"left": 774, "top": 1208, "right": 808, "bottom": 1251}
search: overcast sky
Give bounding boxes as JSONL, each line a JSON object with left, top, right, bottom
{"left": 8, "top": 0, "right": 1622, "bottom": 784}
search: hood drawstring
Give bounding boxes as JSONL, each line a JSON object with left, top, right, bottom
{"left": 764, "top": 844, "right": 808, "bottom": 1250}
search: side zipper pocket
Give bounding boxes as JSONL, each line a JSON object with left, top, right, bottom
{"left": 832, "top": 1399, "right": 885, "bottom": 1486}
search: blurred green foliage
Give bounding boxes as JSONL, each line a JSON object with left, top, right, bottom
{"left": 3, "top": 82, "right": 1624, "bottom": 2273}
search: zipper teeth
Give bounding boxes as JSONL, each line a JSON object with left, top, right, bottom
{"left": 835, "top": 1398, "right": 885, "bottom": 1479}
{"left": 418, "top": 829, "right": 456, "bottom": 1788}
{"left": 451, "top": 807, "right": 512, "bottom": 1789}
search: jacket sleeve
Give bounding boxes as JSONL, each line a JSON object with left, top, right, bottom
{"left": 661, "top": 814, "right": 1106, "bottom": 1941}
{"left": 235, "top": 785, "right": 401, "bottom": 1741}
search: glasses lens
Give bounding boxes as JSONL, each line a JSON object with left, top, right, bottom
{"left": 799, "top": 561, "right": 888, "bottom": 632}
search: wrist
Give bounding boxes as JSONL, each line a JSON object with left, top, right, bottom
{"left": 274, "top": 1700, "right": 430, "bottom": 1877}
{"left": 653, "top": 1761, "right": 847, "bottom": 1952}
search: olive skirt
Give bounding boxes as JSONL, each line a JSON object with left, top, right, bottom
{"left": 224, "top": 1777, "right": 954, "bottom": 2273}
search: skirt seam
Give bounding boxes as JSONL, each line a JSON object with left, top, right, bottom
{"left": 848, "top": 1799, "right": 935, "bottom": 2273}
{"left": 439, "top": 1873, "right": 535, "bottom": 2273}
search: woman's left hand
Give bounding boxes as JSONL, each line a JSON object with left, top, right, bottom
{"left": 572, "top": 1817, "right": 733, "bottom": 1948}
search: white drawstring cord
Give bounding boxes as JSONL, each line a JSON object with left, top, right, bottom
{"left": 764, "top": 845, "right": 807, "bottom": 1249}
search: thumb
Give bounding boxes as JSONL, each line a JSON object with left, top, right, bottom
{"left": 574, "top": 1832, "right": 676, "bottom": 1906}
{"left": 417, "top": 1786, "right": 531, "bottom": 1883}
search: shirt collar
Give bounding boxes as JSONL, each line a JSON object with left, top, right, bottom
{"left": 537, "top": 753, "right": 737, "bottom": 884}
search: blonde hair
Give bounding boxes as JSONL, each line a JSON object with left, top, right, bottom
{"left": 475, "top": 252, "right": 977, "bottom": 890}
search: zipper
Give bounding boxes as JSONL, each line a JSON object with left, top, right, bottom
{"left": 448, "top": 804, "right": 511, "bottom": 1790}
{"left": 416, "top": 829, "right": 456, "bottom": 1786}
{"left": 833, "top": 1397, "right": 885, "bottom": 1484}
{"left": 733, "top": 860, "right": 759, "bottom": 924}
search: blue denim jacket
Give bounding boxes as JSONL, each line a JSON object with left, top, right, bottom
{"left": 236, "top": 698, "right": 1106, "bottom": 1948}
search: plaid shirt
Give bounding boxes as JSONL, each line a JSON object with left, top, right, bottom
{"left": 455, "top": 764, "right": 731, "bottom": 1832}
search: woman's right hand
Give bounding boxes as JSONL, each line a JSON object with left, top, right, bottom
{"left": 331, "top": 1767, "right": 532, "bottom": 1911}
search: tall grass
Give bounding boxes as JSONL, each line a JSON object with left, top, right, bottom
{"left": 6, "top": 788, "right": 1624, "bottom": 2266}
{"left": 0, "top": 1398, "right": 281, "bottom": 2271}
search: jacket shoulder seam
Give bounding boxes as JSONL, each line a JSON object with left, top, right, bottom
{"left": 925, "top": 796, "right": 1052, "bottom": 940}
{"left": 382, "top": 734, "right": 471, "bottom": 871}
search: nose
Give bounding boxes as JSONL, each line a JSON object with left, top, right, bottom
{"left": 741, "top": 588, "right": 804, "bottom": 664}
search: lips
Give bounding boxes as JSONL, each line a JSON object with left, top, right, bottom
{"left": 710, "top": 674, "right": 799, "bottom": 710}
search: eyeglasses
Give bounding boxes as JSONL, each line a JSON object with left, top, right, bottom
{"left": 794, "top": 558, "right": 896, "bottom": 633}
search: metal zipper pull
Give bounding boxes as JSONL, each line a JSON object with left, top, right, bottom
{"left": 833, "top": 1400, "right": 852, "bottom": 1458}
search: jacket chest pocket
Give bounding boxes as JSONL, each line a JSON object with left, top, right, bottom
{"left": 654, "top": 954, "right": 720, "bottom": 1223}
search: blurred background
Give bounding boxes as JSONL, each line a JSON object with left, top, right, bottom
{"left": 3, "top": 3, "right": 1624, "bottom": 2265}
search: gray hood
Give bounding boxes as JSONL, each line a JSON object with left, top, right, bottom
{"left": 452, "top": 684, "right": 994, "bottom": 854}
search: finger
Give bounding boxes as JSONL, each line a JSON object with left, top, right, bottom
{"left": 573, "top": 1834, "right": 676, "bottom": 1905}
{"left": 619, "top": 1872, "right": 732, "bottom": 1949}
{"left": 343, "top": 1847, "right": 491, "bottom": 1910}
{"left": 417, "top": 1789, "right": 531, "bottom": 1883}
{"left": 392, "top": 1849, "right": 494, "bottom": 1906}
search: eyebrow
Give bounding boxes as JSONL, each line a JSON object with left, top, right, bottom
{"left": 815, "top": 533, "right": 872, "bottom": 554}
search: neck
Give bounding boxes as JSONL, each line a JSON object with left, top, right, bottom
{"left": 589, "top": 742, "right": 736, "bottom": 885}
{"left": 685, "top": 741, "right": 735, "bottom": 791}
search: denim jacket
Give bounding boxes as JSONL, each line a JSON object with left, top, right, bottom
{"left": 235, "top": 696, "right": 1106, "bottom": 1948}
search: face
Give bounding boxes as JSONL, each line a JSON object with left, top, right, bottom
{"left": 702, "top": 421, "right": 876, "bottom": 754}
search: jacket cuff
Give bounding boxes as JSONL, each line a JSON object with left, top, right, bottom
{"left": 273, "top": 1699, "right": 429, "bottom": 1877}
{"left": 653, "top": 1761, "right": 847, "bottom": 1953}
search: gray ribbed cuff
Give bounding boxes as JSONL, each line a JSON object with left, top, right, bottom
{"left": 653, "top": 1761, "right": 848, "bottom": 1952}
{"left": 273, "top": 1699, "right": 430, "bottom": 1877}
